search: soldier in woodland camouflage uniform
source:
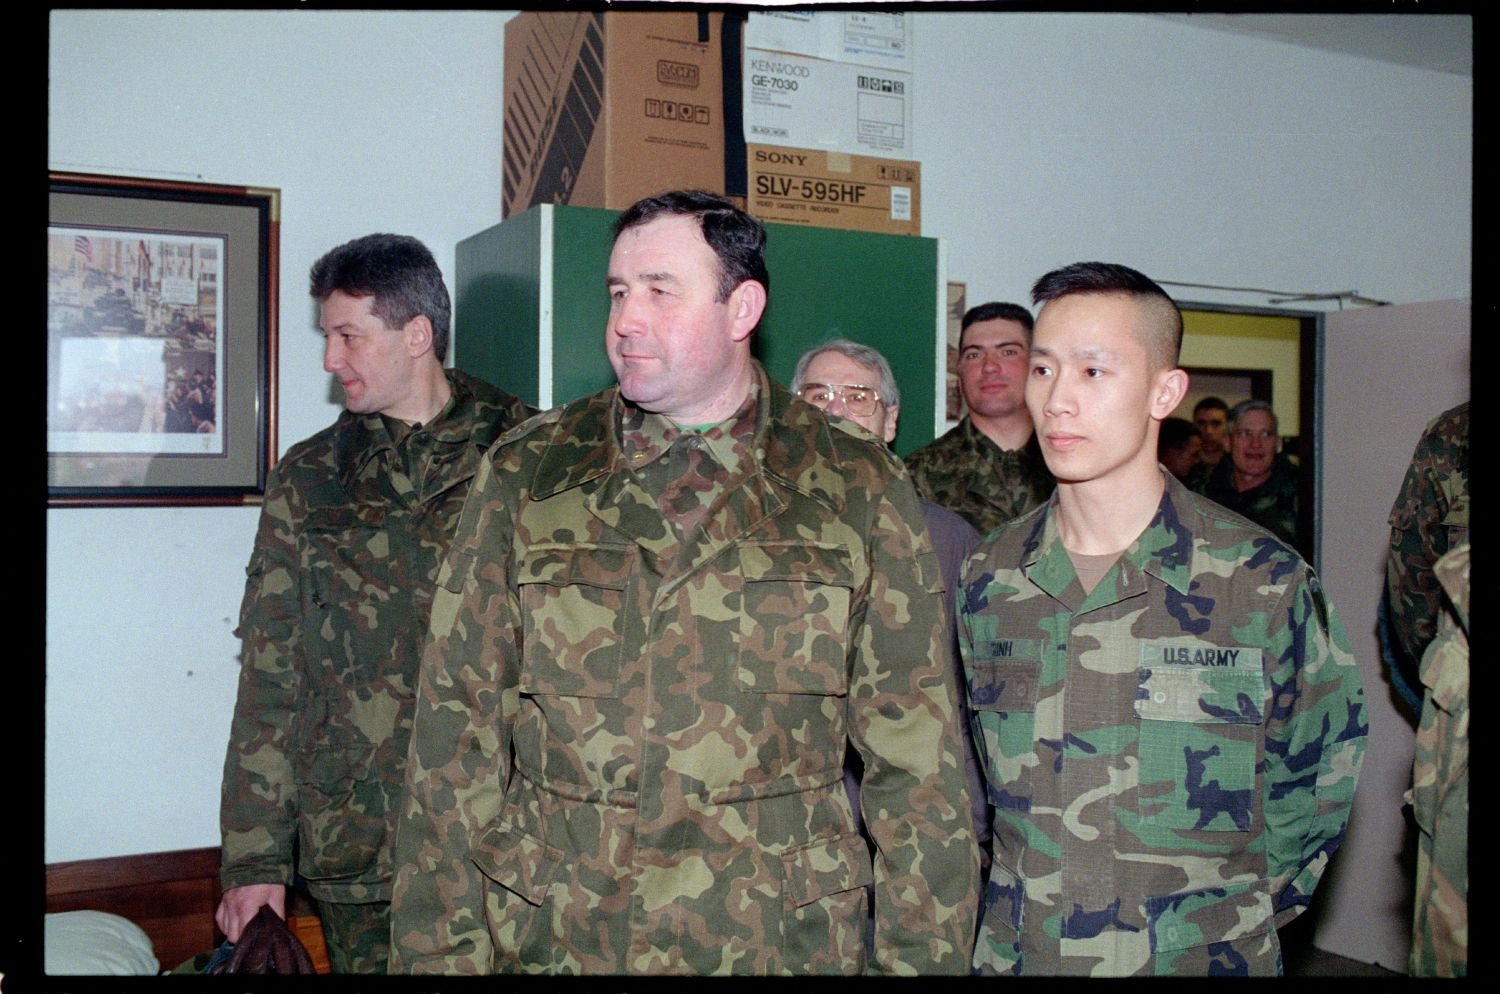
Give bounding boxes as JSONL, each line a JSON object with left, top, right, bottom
{"left": 959, "top": 262, "right": 1366, "bottom": 976}
{"left": 1196, "top": 399, "right": 1299, "bottom": 548}
{"left": 388, "top": 191, "right": 979, "bottom": 976}
{"left": 1407, "top": 541, "right": 1468, "bottom": 977}
{"left": 217, "top": 234, "right": 533, "bottom": 973}
{"left": 905, "top": 302, "right": 1053, "bottom": 535}
{"left": 1381, "top": 402, "right": 1469, "bottom": 714}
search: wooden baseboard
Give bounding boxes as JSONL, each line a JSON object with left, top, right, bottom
{"left": 286, "top": 914, "right": 332, "bottom": 974}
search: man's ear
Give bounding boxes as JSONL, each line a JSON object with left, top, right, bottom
{"left": 403, "top": 314, "right": 435, "bottom": 358}
{"left": 726, "top": 280, "right": 767, "bottom": 343}
{"left": 1150, "top": 367, "right": 1188, "bottom": 420}
{"left": 883, "top": 403, "right": 900, "bottom": 444}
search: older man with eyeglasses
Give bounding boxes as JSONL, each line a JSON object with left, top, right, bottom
{"left": 1195, "top": 398, "right": 1299, "bottom": 547}
{"left": 792, "top": 339, "right": 992, "bottom": 890}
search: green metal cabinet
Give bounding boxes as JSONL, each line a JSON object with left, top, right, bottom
{"left": 454, "top": 203, "right": 944, "bottom": 456}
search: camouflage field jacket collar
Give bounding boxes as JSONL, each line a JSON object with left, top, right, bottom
{"left": 1018, "top": 473, "right": 1236, "bottom": 612}
{"left": 331, "top": 368, "right": 496, "bottom": 493}
{"left": 527, "top": 361, "right": 850, "bottom": 516}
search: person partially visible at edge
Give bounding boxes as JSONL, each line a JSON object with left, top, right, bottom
{"left": 791, "top": 338, "right": 992, "bottom": 878}
{"left": 216, "top": 233, "right": 534, "bottom": 973}
{"left": 904, "top": 301, "right": 1054, "bottom": 536}
{"left": 388, "top": 190, "right": 979, "bottom": 975}
{"left": 1379, "top": 401, "right": 1468, "bottom": 717}
{"left": 1157, "top": 415, "right": 1200, "bottom": 482}
{"left": 1406, "top": 540, "right": 1468, "bottom": 978}
{"left": 1195, "top": 398, "right": 1299, "bottom": 548}
{"left": 958, "top": 260, "right": 1366, "bottom": 976}
{"left": 1183, "top": 395, "right": 1228, "bottom": 489}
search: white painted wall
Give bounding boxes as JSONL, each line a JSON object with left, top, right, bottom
{"left": 47, "top": 8, "right": 521, "bottom": 860}
{"left": 48, "top": 8, "right": 1470, "bottom": 968}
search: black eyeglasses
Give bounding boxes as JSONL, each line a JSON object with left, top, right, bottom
{"left": 797, "top": 382, "right": 883, "bottom": 417}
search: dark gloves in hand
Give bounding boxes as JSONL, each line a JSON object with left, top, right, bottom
{"left": 207, "top": 905, "right": 315, "bottom": 975}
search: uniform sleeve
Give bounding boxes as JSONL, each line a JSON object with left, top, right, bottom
{"left": 847, "top": 469, "right": 980, "bottom": 975}
{"left": 388, "top": 451, "right": 518, "bottom": 974}
{"left": 1383, "top": 430, "right": 1449, "bottom": 702}
{"left": 219, "top": 463, "right": 303, "bottom": 891}
{"left": 1262, "top": 569, "right": 1367, "bottom": 927}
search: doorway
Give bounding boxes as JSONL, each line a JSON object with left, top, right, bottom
{"left": 1176, "top": 303, "right": 1320, "bottom": 565}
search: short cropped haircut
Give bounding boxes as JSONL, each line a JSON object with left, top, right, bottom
{"left": 1030, "top": 261, "right": 1183, "bottom": 370}
{"left": 1229, "top": 398, "right": 1278, "bottom": 435}
{"left": 310, "top": 233, "right": 451, "bottom": 363}
{"left": 961, "top": 301, "right": 1034, "bottom": 336}
{"left": 1158, "top": 416, "right": 1197, "bottom": 455}
{"left": 613, "top": 190, "right": 770, "bottom": 303}
{"left": 790, "top": 338, "right": 900, "bottom": 409}
{"left": 1194, "top": 396, "right": 1229, "bottom": 418}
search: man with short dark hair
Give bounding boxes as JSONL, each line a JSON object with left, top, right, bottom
{"left": 1156, "top": 415, "right": 1200, "bottom": 481}
{"left": 1197, "top": 398, "right": 1299, "bottom": 546}
{"left": 217, "top": 233, "right": 533, "bottom": 973}
{"left": 389, "top": 192, "right": 979, "bottom": 976}
{"left": 904, "top": 301, "right": 1053, "bottom": 534}
{"left": 959, "top": 261, "right": 1365, "bottom": 976}
{"left": 1185, "top": 396, "right": 1230, "bottom": 488}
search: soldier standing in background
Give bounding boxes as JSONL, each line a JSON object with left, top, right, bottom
{"left": 1380, "top": 401, "right": 1469, "bottom": 715}
{"left": 217, "top": 234, "right": 533, "bottom": 973}
{"left": 1183, "top": 396, "right": 1229, "bottom": 490}
{"left": 1196, "top": 399, "right": 1299, "bottom": 548}
{"left": 904, "top": 302, "right": 1053, "bottom": 535}
{"left": 791, "top": 338, "right": 992, "bottom": 876}
{"left": 389, "top": 191, "right": 978, "bottom": 975}
{"left": 959, "top": 261, "right": 1365, "bottom": 976}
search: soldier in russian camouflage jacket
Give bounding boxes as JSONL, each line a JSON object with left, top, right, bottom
{"left": 959, "top": 263, "right": 1365, "bottom": 977}
{"left": 904, "top": 302, "right": 1054, "bottom": 536}
{"left": 217, "top": 235, "right": 533, "bottom": 973}
{"left": 1382, "top": 402, "right": 1468, "bottom": 714}
{"left": 389, "top": 192, "right": 979, "bottom": 976}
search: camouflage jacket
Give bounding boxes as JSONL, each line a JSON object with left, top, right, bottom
{"left": 1383, "top": 402, "right": 1469, "bottom": 713}
{"left": 219, "top": 370, "right": 534, "bottom": 904}
{"left": 903, "top": 416, "right": 1054, "bottom": 537}
{"left": 1196, "top": 451, "right": 1299, "bottom": 548}
{"left": 958, "top": 473, "right": 1366, "bottom": 976}
{"left": 1408, "top": 542, "right": 1468, "bottom": 978}
{"left": 389, "top": 365, "right": 980, "bottom": 975}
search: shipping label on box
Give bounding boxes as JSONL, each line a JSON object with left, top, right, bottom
{"left": 746, "top": 9, "right": 911, "bottom": 70}
{"left": 747, "top": 144, "right": 919, "bottom": 236}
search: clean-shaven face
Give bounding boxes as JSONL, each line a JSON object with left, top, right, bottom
{"left": 1026, "top": 293, "right": 1165, "bottom": 487}
{"left": 799, "top": 350, "right": 896, "bottom": 443}
{"left": 606, "top": 215, "right": 744, "bottom": 424}
{"left": 958, "top": 318, "right": 1029, "bottom": 420}
{"left": 320, "top": 289, "right": 422, "bottom": 420}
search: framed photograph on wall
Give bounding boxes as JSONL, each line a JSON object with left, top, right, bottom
{"left": 945, "top": 281, "right": 965, "bottom": 426}
{"left": 48, "top": 173, "right": 279, "bottom": 506}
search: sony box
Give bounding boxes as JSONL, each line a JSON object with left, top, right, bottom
{"left": 746, "top": 144, "right": 920, "bottom": 235}
{"left": 503, "top": 11, "right": 726, "bottom": 218}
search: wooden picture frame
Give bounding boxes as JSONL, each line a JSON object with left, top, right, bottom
{"left": 48, "top": 172, "right": 279, "bottom": 506}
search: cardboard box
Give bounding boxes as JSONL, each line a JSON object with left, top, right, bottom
{"left": 743, "top": 49, "right": 912, "bottom": 160}
{"left": 746, "top": 144, "right": 920, "bottom": 236}
{"left": 746, "top": 9, "right": 911, "bottom": 71}
{"left": 503, "top": 11, "right": 726, "bottom": 218}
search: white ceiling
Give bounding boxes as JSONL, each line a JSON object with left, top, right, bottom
{"left": 1161, "top": 13, "right": 1472, "bottom": 77}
